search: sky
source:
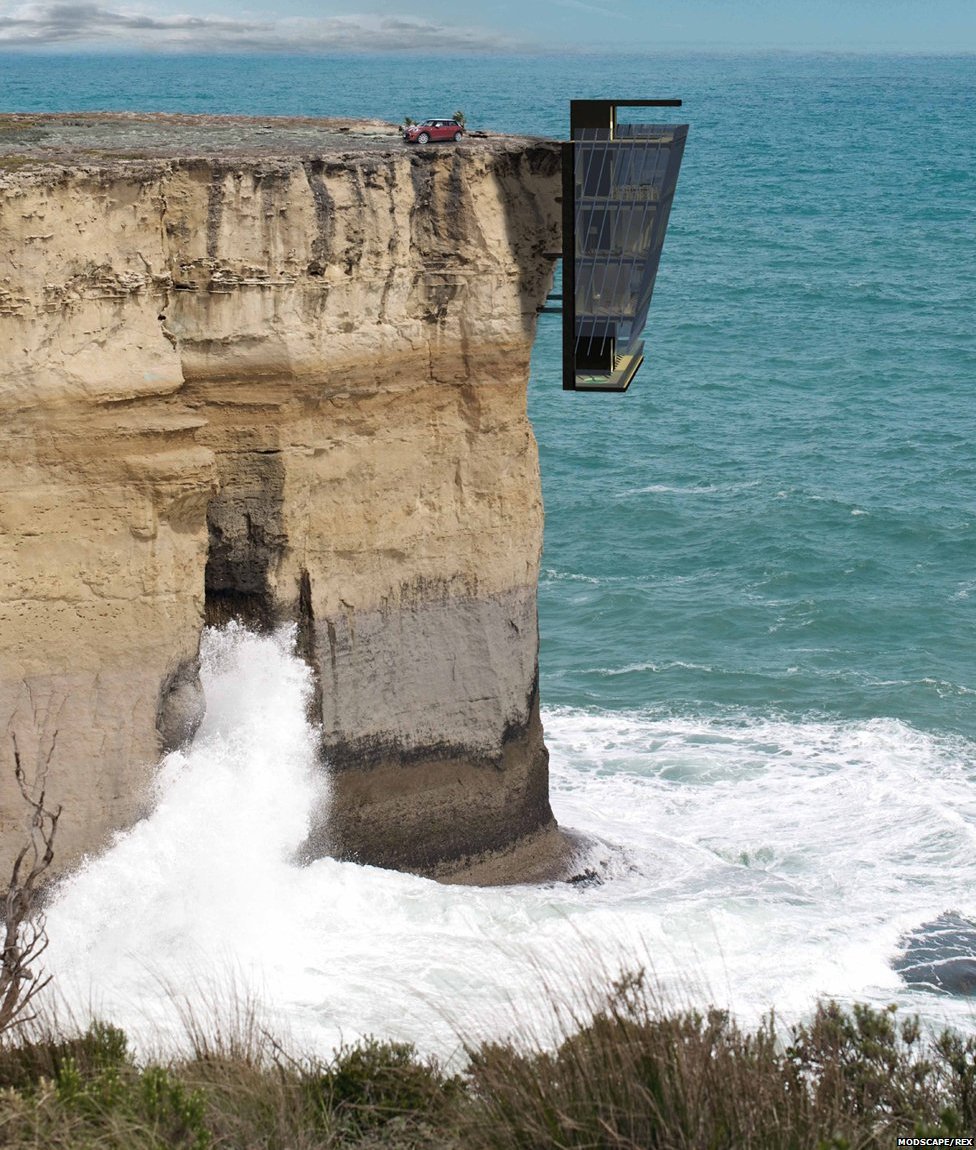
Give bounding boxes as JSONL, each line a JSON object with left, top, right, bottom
{"left": 0, "top": 0, "right": 973, "bottom": 53}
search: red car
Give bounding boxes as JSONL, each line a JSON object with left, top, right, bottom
{"left": 403, "top": 119, "right": 464, "bottom": 144}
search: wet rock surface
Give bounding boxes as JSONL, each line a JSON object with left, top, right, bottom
{"left": 892, "top": 911, "right": 976, "bottom": 996}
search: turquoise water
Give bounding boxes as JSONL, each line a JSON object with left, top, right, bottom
{"left": 531, "top": 55, "right": 976, "bottom": 738}
{"left": 5, "top": 50, "right": 973, "bottom": 735}
{"left": 8, "top": 52, "right": 976, "bottom": 1035}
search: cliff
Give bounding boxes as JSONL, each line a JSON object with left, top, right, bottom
{"left": 0, "top": 113, "right": 565, "bottom": 881}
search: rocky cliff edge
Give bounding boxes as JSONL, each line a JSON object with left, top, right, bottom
{"left": 0, "top": 113, "right": 568, "bottom": 882}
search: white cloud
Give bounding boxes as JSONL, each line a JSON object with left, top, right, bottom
{"left": 549, "top": 0, "right": 622, "bottom": 17}
{"left": 0, "top": 2, "right": 523, "bottom": 50}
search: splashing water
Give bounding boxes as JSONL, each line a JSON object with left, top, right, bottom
{"left": 42, "top": 625, "right": 623, "bottom": 1056}
{"left": 42, "top": 625, "right": 976, "bottom": 1058}
{"left": 11, "top": 51, "right": 975, "bottom": 1055}
{"left": 42, "top": 624, "right": 328, "bottom": 1047}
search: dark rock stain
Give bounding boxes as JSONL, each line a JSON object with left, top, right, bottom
{"left": 301, "top": 160, "right": 336, "bottom": 266}
{"left": 206, "top": 171, "right": 224, "bottom": 260}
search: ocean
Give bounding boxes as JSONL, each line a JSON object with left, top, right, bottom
{"left": 4, "top": 50, "right": 975, "bottom": 1052}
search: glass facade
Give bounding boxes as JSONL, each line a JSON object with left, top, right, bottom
{"left": 563, "top": 101, "right": 688, "bottom": 392}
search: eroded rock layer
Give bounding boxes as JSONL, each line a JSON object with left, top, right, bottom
{"left": 0, "top": 115, "right": 563, "bottom": 878}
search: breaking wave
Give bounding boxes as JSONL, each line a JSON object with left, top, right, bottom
{"left": 41, "top": 628, "right": 976, "bottom": 1058}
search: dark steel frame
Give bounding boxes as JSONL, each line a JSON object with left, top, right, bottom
{"left": 563, "top": 99, "right": 687, "bottom": 392}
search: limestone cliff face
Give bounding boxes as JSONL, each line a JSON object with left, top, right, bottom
{"left": 0, "top": 116, "right": 563, "bottom": 879}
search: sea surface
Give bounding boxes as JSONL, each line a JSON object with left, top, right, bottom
{"left": 4, "top": 51, "right": 976, "bottom": 1052}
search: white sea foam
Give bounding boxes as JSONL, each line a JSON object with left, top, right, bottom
{"left": 584, "top": 660, "right": 716, "bottom": 677}
{"left": 617, "top": 481, "right": 760, "bottom": 497}
{"left": 42, "top": 624, "right": 327, "bottom": 1048}
{"left": 40, "top": 628, "right": 976, "bottom": 1059}
{"left": 952, "top": 580, "right": 976, "bottom": 601}
{"left": 545, "top": 708, "right": 976, "bottom": 1031}
{"left": 623, "top": 483, "right": 721, "bottom": 496}
{"left": 540, "top": 567, "right": 602, "bottom": 585}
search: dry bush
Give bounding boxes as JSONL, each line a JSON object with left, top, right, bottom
{"left": 462, "top": 968, "right": 976, "bottom": 1150}
{"left": 0, "top": 982, "right": 974, "bottom": 1150}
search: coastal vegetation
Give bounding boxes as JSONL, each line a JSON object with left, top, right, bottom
{"left": 4, "top": 687, "right": 976, "bottom": 1149}
{"left": 1, "top": 971, "right": 975, "bottom": 1148}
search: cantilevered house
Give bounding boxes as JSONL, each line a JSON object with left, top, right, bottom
{"left": 563, "top": 99, "right": 688, "bottom": 392}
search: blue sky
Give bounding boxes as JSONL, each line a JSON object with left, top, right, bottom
{"left": 0, "top": 0, "right": 973, "bottom": 52}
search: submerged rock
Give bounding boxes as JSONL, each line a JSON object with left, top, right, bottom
{"left": 892, "top": 911, "right": 976, "bottom": 996}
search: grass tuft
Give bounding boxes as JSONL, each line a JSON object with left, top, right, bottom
{"left": 461, "top": 969, "right": 976, "bottom": 1150}
{"left": 1, "top": 975, "right": 975, "bottom": 1148}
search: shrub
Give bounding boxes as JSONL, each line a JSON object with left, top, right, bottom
{"left": 785, "top": 1000, "right": 941, "bottom": 1126}
{"left": 463, "top": 971, "right": 976, "bottom": 1150}
{"left": 0, "top": 1018, "right": 128, "bottom": 1091}
{"left": 305, "top": 1037, "right": 460, "bottom": 1139}
{"left": 2, "top": 986, "right": 976, "bottom": 1149}
{"left": 0, "top": 1021, "right": 211, "bottom": 1149}
{"left": 932, "top": 1028, "right": 976, "bottom": 1132}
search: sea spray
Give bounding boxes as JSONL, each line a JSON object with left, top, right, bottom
{"left": 37, "top": 626, "right": 652, "bottom": 1056}
{"left": 38, "top": 626, "right": 604, "bottom": 1055}
{"left": 4, "top": 49, "right": 973, "bottom": 1059}
{"left": 42, "top": 624, "right": 326, "bottom": 1049}
{"left": 40, "top": 627, "right": 976, "bottom": 1059}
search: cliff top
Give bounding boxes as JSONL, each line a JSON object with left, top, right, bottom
{"left": 0, "top": 112, "right": 551, "bottom": 182}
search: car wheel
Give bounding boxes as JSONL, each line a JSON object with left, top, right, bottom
{"left": 417, "top": 132, "right": 430, "bottom": 144}
{"left": 453, "top": 131, "right": 462, "bottom": 142}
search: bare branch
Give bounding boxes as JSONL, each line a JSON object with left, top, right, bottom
{"left": 1, "top": 733, "right": 61, "bottom": 1035}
